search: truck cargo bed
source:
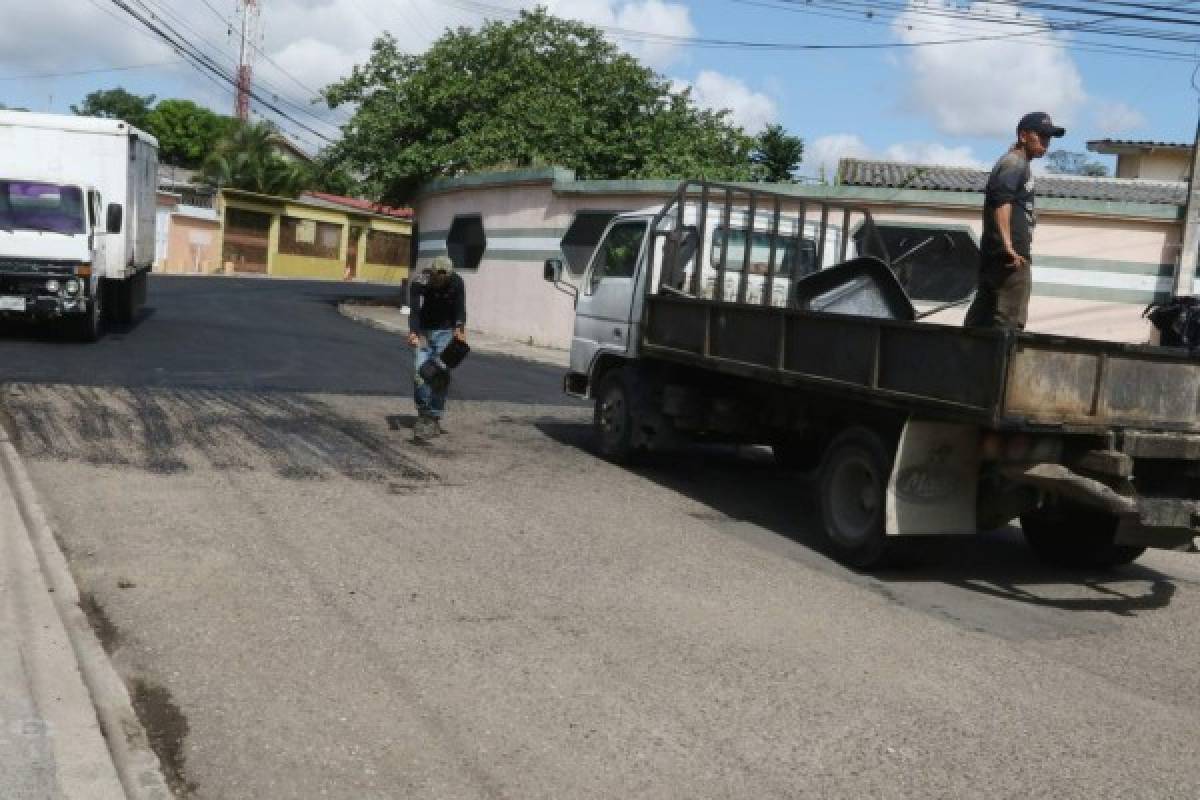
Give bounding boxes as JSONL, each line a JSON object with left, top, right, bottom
{"left": 639, "top": 180, "right": 1200, "bottom": 435}
{"left": 642, "top": 293, "right": 1200, "bottom": 433}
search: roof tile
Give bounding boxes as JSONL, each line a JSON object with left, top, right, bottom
{"left": 837, "top": 158, "right": 1185, "bottom": 205}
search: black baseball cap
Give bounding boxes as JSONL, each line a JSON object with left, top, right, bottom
{"left": 1018, "top": 112, "right": 1066, "bottom": 138}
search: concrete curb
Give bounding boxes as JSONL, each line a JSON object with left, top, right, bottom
{"left": 337, "top": 302, "right": 571, "bottom": 369}
{"left": 0, "top": 432, "right": 173, "bottom": 800}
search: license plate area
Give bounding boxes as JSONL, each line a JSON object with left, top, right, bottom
{"left": 0, "top": 296, "right": 27, "bottom": 312}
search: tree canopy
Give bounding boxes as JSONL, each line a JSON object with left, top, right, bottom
{"left": 1044, "top": 149, "right": 1109, "bottom": 177}
{"left": 200, "top": 121, "right": 311, "bottom": 197}
{"left": 144, "top": 99, "right": 237, "bottom": 168}
{"left": 322, "top": 8, "right": 757, "bottom": 202}
{"left": 751, "top": 124, "right": 804, "bottom": 182}
{"left": 71, "top": 87, "right": 156, "bottom": 130}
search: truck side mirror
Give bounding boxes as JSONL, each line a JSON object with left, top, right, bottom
{"left": 544, "top": 258, "right": 564, "bottom": 283}
{"left": 106, "top": 203, "right": 123, "bottom": 234}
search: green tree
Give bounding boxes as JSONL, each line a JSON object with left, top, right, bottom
{"left": 321, "top": 8, "right": 755, "bottom": 202}
{"left": 750, "top": 124, "right": 804, "bottom": 182}
{"left": 143, "top": 99, "right": 236, "bottom": 168}
{"left": 200, "top": 121, "right": 311, "bottom": 197}
{"left": 71, "top": 87, "right": 156, "bottom": 129}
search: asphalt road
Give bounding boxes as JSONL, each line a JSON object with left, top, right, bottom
{"left": 3, "top": 276, "right": 1200, "bottom": 799}
{"left": 0, "top": 275, "right": 567, "bottom": 403}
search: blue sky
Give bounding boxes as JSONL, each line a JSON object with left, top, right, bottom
{"left": 1, "top": 1, "right": 1196, "bottom": 178}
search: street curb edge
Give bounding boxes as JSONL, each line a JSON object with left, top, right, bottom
{"left": 0, "top": 433, "right": 174, "bottom": 800}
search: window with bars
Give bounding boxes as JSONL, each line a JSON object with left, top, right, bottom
{"left": 279, "top": 216, "right": 343, "bottom": 259}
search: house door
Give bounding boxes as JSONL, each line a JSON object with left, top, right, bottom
{"left": 222, "top": 208, "right": 272, "bottom": 274}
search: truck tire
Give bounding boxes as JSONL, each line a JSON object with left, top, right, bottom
{"left": 1020, "top": 506, "right": 1145, "bottom": 568}
{"left": 818, "top": 426, "right": 892, "bottom": 568}
{"left": 73, "top": 284, "right": 104, "bottom": 342}
{"left": 109, "top": 272, "right": 143, "bottom": 325}
{"left": 594, "top": 370, "right": 637, "bottom": 463}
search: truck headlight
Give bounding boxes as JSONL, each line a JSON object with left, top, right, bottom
{"left": 64, "top": 278, "right": 81, "bottom": 296}
{"left": 45, "top": 279, "right": 60, "bottom": 294}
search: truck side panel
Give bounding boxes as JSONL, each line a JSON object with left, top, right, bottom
{"left": 127, "top": 134, "right": 158, "bottom": 274}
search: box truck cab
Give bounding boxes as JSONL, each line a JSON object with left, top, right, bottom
{"left": 0, "top": 111, "right": 158, "bottom": 340}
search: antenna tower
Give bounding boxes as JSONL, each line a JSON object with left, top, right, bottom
{"left": 235, "top": 0, "right": 262, "bottom": 122}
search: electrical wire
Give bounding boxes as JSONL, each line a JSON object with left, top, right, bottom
{"left": 105, "top": 0, "right": 336, "bottom": 143}
{"left": 0, "top": 61, "right": 181, "bottom": 81}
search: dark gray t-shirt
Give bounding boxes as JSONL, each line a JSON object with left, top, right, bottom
{"left": 981, "top": 150, "right": 1035, "bottom": 260}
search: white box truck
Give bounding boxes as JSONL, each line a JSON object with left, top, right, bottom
{"left": 0, "top": 111, "right": 158, "bottom": 340}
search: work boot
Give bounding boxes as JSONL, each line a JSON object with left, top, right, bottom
{"left": 412, "top": 414, "right": 436, "bottom": 442}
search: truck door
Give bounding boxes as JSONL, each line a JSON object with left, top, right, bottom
{"left": 570, "top": 219, "right": 647, "bottom": 374}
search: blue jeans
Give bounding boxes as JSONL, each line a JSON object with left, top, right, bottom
{"left": 413, "top": 328, "right": 454, "bottom": 419}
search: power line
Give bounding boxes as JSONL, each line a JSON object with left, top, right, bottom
{"left": 439, "top": 0, "right": 1197, "bottom": 60}
{"left": 0, "top": 61, "right": 180, "bottom": 81}
{"left": 105, "top": 0, "right": 336, "bottom": 143}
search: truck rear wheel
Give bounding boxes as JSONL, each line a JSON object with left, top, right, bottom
{"left": 594, "top": 370, "right": 637, "bottom": 463}
{"left": 1020, "top": 506, "right": 1145, "bottom": 568}
{"left": 818, "top": 427, "right": 892, "bottom": 568}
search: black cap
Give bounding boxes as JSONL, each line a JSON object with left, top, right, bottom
{"left": 1018, "top": 112, "right": 1066, "bottom": 138}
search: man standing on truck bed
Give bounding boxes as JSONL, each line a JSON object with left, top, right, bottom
{"left": 964, "top": 112, "right": 1065, "bottom": 330}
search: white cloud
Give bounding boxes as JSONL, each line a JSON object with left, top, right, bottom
{"left": 0, "top": 1, "right": 697, "bottom": 110}
{"left": 882, "top": 143, "right": 986, "bottom": 169}
{"left": 805, "top": 134, "right": 874, "bottom": 179}
{"left": 803, "top": 134, "right": 986, "bottom": 178}
{"left": 1092, "top": 100, "right": 1147, "bottom": 137}
{"left": 892, "top": 1, "right": 1086, "bottom": 138}
{"left": 545, "top": 0, "right": 695, "bottom": 69}
{"left": 673, "top": 71, "right": 778, "bottom": 133}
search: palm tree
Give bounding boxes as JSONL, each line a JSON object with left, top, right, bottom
{"left": 200, "top": 121, "right": 311, "bottom": 197}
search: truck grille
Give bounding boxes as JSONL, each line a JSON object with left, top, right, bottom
{"left": 0, "top": 258, "right": 77, "bottom": 274}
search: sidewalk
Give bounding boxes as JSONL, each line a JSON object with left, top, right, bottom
{"left": 338, "top": 302, "right": 571, "bottom": 369}
{"left": 0, "top": 429, "right": 170, "bottom": 799}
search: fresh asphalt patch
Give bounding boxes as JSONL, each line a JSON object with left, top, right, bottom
{"left": 4, "top": 383, "right": 439, "bottom": 485}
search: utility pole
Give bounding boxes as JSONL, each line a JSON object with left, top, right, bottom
{"left": 1174, "top": 112, "right": 1200, "bottom": 297}
{"left": 235, "top": 0, "right": 261, "bottom": 123}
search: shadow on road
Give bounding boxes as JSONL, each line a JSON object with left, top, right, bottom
{"left": 0, "top": 306, "right": 155, "bottom": 343}
{"left": 535, "top": 419, "right": 1179, "bottom": 618}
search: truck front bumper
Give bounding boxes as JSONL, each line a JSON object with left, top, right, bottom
{"left": 0, "top": 273, "right": 88, "bottom": 319}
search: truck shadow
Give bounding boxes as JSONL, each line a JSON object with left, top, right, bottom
{"left": 0, "top": 307, "right": 155, "bottom": 342}
{"left": 535, "top": 420, "right": 1179, "bottom": 618}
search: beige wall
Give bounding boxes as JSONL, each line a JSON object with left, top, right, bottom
{"left": 418, "top": 184, "right": 671, "bottom": 348}
{"left": 1116, "top": 151, "right": 1191, "bottom": 182}
{"left": 418, "top": 182, "right": 1181, "bottom": 349}
{"left": 161, "top": 215, "right": 221, "bottom": 275}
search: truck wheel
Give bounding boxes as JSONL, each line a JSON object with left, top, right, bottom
{"left": 109, "top": 274, "right": 140, "bottom": 325}
{"left": 594, "top": 370, "right": 637, "bottom": 463}
{"left": 1020, "top": 506, "right": 1145, "bottom": 568}
{"left": 73, "top": 284, "right": 104, "bottom": 342}
{"left": 818, "top": 427, "right": 892, "bottom": 568}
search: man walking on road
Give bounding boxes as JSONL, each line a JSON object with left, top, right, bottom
{"left": 408, "top": 255, "right": 467, "bottom": 440}
{"left": 964, "top": 111, "right": 1065, "bottom": 330}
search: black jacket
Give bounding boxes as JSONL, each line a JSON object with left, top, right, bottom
{"left": 409, "top": 270, "right": 466, "bottom": 333}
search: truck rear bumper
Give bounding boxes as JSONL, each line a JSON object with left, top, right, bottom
{"left": 1000, "top": 463, "right": 1200, "bottom": 550}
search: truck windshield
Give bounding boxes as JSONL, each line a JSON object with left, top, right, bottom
{"left": 0, "top": 181, "right": 86, "bottom": 235}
